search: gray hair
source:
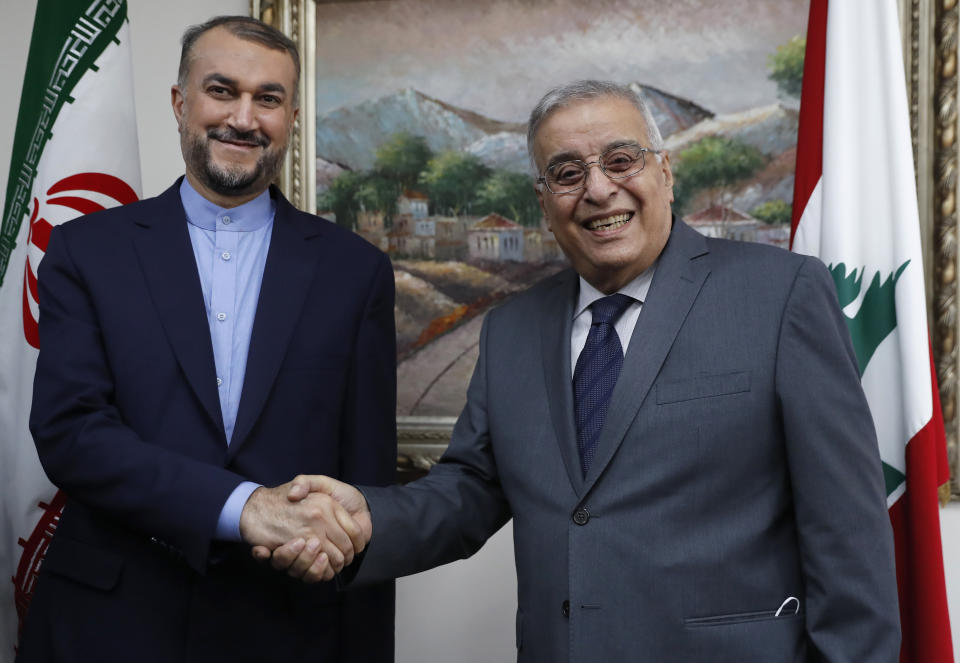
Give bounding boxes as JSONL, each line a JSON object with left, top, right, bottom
{"left": 178, "top": 15, "right": 301, "bottom": 108}
{"left": 526, "top": 80, "right": 664, "bottom": 169}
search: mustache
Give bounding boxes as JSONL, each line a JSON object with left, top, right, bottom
{"left": 207, "top": 127, "right": 269, "bottom": 147}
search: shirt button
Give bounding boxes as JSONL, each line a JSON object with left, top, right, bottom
{"left": 572, "top": 508, "right": 590, "bottom": 526}
{"left": 216, "top": 312, "right": 227, "bottom": 321}
{"left": 561, "top": 600, "right": 570, "bottom": 618}
{"left": 221, "top": 216, "right": 231, "bottom": 225}
{"left": 221, "top": 251, "right": 232, "bottom": 261}
{"left": 216, "top": 377, "right": 223, "bottom": 387}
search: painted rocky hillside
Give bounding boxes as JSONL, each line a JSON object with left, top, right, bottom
{"left": 316, "top": 83, "right": 716, "bottom": 192}
{"left": 666, "top": 104, "right": 799, "bottom": 216}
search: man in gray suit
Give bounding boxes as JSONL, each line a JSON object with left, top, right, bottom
{"left": 267, "top": 80, "right": 900, "bottom": 661}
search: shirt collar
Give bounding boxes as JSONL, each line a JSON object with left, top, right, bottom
{"left": 574, "top": 263, "right": 657, "bottom": 320}
{"left": 179, "top": 177, "right": 275, "bottom": 232}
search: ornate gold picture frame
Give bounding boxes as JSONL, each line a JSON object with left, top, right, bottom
{"left": 902, "top": 0, "right": 959, "bottom": 500}
{"left": 253, "top": 0, "right": 960, "bottom": 495}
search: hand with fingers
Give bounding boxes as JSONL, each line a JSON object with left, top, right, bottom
{"left": 250, "top": 475, "right": 371, "bottom": 583}
{"left": 239, "top": 477, "right": 367, "bottom": 582}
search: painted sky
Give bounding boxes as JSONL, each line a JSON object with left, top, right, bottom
{"left": 315, "top": 0, "right": 808, "bottom": 121}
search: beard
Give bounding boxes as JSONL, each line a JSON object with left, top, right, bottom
{"left": 183, "top": 126, "right": 286, "bottom": 199}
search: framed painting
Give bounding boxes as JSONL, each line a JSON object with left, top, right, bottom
{"left": 252, "top": 0, "right": 960, "bottom": 495}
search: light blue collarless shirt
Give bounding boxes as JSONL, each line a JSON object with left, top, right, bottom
{"left": 180, "top": 178, "right": 273, "bottom": 540}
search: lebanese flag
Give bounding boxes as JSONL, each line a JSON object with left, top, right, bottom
{"left": 791, "top": 1, "right": 953, "bottom": 660}
{"left": 0, "top": 0, "right": 140, "bottom": 655}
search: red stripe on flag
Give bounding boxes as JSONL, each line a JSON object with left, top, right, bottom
{"left": 21, "top": 263, "right": 39, "bottom": 349}
{"left": 28, "top": 218, "right": 53, "bottom": 252}
{"left": 889, "top": 345, "right": 953, "bottom": 662}
{"left": 47, "top": 172, "right": 139, "bottom": 205}
{"left": 790, "top": 0, "right": 827, "bottom": 246}
{"left": 46, "top": 196, "right": 105, "bottom": 216}
{"left": 25, "top": 257, "right": 38, "bottom": 303}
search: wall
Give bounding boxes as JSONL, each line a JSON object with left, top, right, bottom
{"left": 941, "top": 505, "right": 960, "bottom": 660}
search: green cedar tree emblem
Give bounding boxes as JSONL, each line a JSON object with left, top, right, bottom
{"left": 828, "top": 260, "right": 910, "bottom": 496}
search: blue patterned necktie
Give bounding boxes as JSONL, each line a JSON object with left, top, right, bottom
{"left": 573, "top": 293, "right": 634, "bottom": 476}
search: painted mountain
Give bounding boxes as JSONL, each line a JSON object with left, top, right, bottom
{"left": 315, "top": 83, "right": 715, "bottom": 190}
{"left": 317, "top": 88, "right": 524, "bottom": 173}
{"left": 666, "top": 104, "right": 800, "bottom": 213}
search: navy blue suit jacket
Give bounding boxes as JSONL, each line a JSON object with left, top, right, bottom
{"left": 21, "top": 180, "right": 397, "bottom": 662}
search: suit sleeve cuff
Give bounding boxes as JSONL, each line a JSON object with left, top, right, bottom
{"left": 215, "top": 481, "right": 261, "bottom": 541}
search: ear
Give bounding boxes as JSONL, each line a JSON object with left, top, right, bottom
{"left": 535, "top": 183, "right": 551, "bottom": 230}
{"left": 171, "top": 85, "right": 185, "bottom": 129}
{"left": 658, "top": 151, "right": 674, "bottom": 204}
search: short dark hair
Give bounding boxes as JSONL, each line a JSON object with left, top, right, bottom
{"left": 178, "top": 15, "right": 301, "bottom": 107}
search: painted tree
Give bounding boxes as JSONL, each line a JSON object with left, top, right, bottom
{"left": 318, "top": 170, "right": 366, "bottom": 229}
{"left": 769, "top": 35, "right": 806, "bottom": 99}
{"left": 474, "top": 170, "right": 541, "bottom": 226}
{"left": 672, "top": 136, "right": 766, "bottom": 212}
{"left": 752, "top": 199, "right": 792, "bottom": 225}
{"left": 374, "top": 131, "right": 433, "bottom": 190}
{"left": 420, "top": 151, "right": 490, "bottom": 215}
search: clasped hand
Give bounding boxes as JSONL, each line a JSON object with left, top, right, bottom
{"left": 239, "top": 475, "right": 368, "bottom": 583}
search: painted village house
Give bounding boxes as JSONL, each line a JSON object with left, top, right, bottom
{"left": 356, "top": 209, "right": 388, "bottom": 251}
{"left": 434, "top": 216, "right": 469, "bottom": 261}
{"left": 468, "top": 213, "right": 524, "bottom": 262}
{"left": 524, "top": 216, "right": 564, "bottom": 263}
{"left": 389, "top": 190, "right": 433, "bottom": 258}
{"left": 398, "top": 189, "right": 429, "bottom": 219}
{"left": 684, "top": 204, "right": 789, "bottom": 248}
{"left": 685, "top": 205, "right": 760, "bottom": 241}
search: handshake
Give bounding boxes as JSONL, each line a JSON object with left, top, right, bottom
{"left": 238, "top": 475, "right": 368, "bottom": 583}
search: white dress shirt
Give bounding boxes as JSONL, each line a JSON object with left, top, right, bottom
{"left": 570, "top": 264, "right": 656, "bottom": 374}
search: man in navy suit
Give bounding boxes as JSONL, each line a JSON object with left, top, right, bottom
{"left": 20, "top": 15, "right": 395, "bottom": 662}
{"left": 269, "top": 80, "right": 901, "bottom": 662}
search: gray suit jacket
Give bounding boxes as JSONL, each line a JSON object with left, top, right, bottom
{"left": 358, "top": 218, "right": 899, "bottom": 662}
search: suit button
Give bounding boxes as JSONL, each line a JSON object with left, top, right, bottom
{"left": 561, "top": 600, "right": 570, "bottom": 617}
{"left": 572, "top": 508, "right": 590, "bottom": 525}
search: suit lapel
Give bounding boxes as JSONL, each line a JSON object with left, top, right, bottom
{"left": 228, "top": 190, "right": 324, "bottom": 454}
{"left": 132, "top": 181, "right": 224, "bottom": 438}
{"left": 582, "top": 218, "right": 711, "bottom": 492}
{"left": 539, "top": 270, "right": 584, "bottom": 496}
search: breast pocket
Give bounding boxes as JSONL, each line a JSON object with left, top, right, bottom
{"left": 656, "top": 371, "right": 750, "bottom": 405}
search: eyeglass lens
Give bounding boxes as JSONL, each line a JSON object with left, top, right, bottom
{"left": 546, "top": 146, "right": 647, "bottom": 193}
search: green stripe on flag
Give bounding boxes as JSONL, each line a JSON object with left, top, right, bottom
{"left": 1, "top": 0, "right": 128, "bottom": 287}
{"left": 882, "top": 460, "right": 906, "bottom": 497}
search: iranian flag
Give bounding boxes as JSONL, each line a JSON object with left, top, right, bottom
{"left": 0, "top": 0, "right": 140, "bottom": 655}
{"left": 791, "top": 0, "right": 954, "bottom": 660}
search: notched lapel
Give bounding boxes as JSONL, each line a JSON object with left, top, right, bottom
{"left": 229, "top": 197, "right": 325, "bottom": 454}
{"left": 539, "top": 270, "right": 584, "bottom": 496}
{"left": 132, "top": 186, "right": 224, "bottom": 439}
{"left": 582, "top": 220, "right": 711, "bottom": 491}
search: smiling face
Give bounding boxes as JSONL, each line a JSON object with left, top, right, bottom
{"left": 533, "top": 96, "right": 675, "bottom": 293}
{"left": 171, "top": 26, "right": 298, "bottom": 207}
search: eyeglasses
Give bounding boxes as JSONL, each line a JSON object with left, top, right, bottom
{"left": 537, "top": 144, "right": 660, "bottom": 194}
